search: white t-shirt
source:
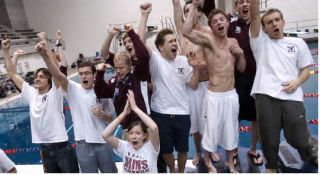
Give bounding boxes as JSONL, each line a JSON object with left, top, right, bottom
{"left": 149, "top": 51, "right": 193, "bottom": 114}
{"left": 114, "top": 140, "right": 159, "bottom": 173}
{"left": 250, "top": 28, "right": 313, "bottom": 101}
{"left": 63, "top": 80, "right": 115, "bottom": 143}
{"left": 21, "top": 82, "right": 68, "bottom": 143}
{"left": 0, "top": 149, "right": 15, "bottom": 173}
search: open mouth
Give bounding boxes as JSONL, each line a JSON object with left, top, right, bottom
{"left": 243, "top": 8, "right": 249, "bottom": 15}
{"left": 274, "top": 28, "right": 280, "bottom": 33}
{"left": 218, "top": 26, "right": 224, "bottom": 31}
{"left": 127, "top": 48, "right": 133, "bottom": 52}
{"left": 171, "top": 48, "right": 177, "bottom": 54}
{"left": 82, "top": 80, "right": 88, "bottom": 84}
{"left": 132, "top": 141, "right": 138, "bottom": 146}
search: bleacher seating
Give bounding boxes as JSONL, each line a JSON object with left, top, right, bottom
{"left": 0, "top": 26, "right": 40, "bottom": 47}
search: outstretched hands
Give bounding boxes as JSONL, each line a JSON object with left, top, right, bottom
{"left": 140, "top": 2, "right": 152, "bottom": 15}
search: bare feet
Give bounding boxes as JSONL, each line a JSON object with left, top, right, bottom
{"left": 192, "top": 152, "right": 201, "bottom": 165}
{"left": 230, "top": 169, "right": 239, "bottom": 173}
{"left": 225, "top": 162, "right": 239, "bottom": 173}
{"left": 210, "top": 152, "right": 221, "bottom": 163}
{"left": 266, "top": 168, "right": 277, "bottom": 173}
{"left": 205, "top": 162, "right": 217, "bottom": 173}
{"left": 208, "top": 167, "right": 217, "bottom": 173}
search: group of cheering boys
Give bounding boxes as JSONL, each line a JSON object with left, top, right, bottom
{"left": 0, "top": 0, "right": 317, "bottom": 173}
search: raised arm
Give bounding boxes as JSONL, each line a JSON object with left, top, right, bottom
{"left": 127, "top": 90, "right": 159, "bottom": 151}
{"left": 250, "top": 0, "right": 261, "bottom": 38}
{"left": 1, "top": 39, "right": 24, "bottom": 90}
{"left": 94, "top": 63, "right": 114, "bottom": 99}
{"left": 56, "top": 30, "right": 68, "bottom": 68}
{"left": 138, "top": 2, "right": 152, "bottom": 44}
{"left": 100, "top": 26, "right": 121, "bottom": 59}
{"left": 12, "top": 49, "right": 25, "bottom": 71}
{"left": 182, "top": 3, "right": 211, "bottom": 49}
{"left": 102, "top": 100, "right": 131, "bottom": 149}
{"left": 35, "top": 33, "right": 68, "bottom": 91}
{"left": 125, "top": 24, "right": 150, "bottom": 81}
{"left": 172, "top": 0, "right": 184, "bottom": 39}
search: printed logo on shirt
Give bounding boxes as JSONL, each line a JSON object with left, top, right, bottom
{"left": 114, "top": 88, "right": 119, "bottom": 96}
{"left": 235, "top": 26, "right": 241, "bottom": 34}
{"left": 178, "top": 68, "right": 184, "bottom": 75}
{"left": 287, "top": 45, "right": 296, "bottom": 53}
{"left": 42, "top": 95, "right": 47, "bottom": 102}
{"left": 124, "top": 152, "right": 149, "bottom": 173}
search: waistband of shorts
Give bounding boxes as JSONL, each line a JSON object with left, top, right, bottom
{"left": 40, "top": 141, "right": 68, "bottom": 149}
{"left": 206, "top": 88, "right": 236, "bottom": 97}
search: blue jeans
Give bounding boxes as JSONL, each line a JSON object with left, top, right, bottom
{"left": 76, "top": 140, "right": 118, "bottom": 173}
{"left": 40, "top": 142, "right": 79, "bottom": 173}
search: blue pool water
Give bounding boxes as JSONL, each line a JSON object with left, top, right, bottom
{"left": 0, "top": 62, "right": 318, "bottom": 165}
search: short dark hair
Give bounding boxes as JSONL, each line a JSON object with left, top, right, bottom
{"left": 78, "top": 61, "right": 96, "bottom": 74}
{"left": 128, "top": 121, "right": 148, "bottom": 142}
{"left": 154, "top": 28, "right": 174, "bottom": 51}
{"left": 34, "top": 68, "right": 52, "bottom": 88}
{"left": 261, "top": 8, "right": 284, "bottom": 26}
{"left": 207, "top": 9, "right": 229, "bottom": 28}
{"left": 183, "top": 0, "right": 203, "bottom": 14}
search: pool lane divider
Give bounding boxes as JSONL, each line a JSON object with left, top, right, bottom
{"left": 4, "top": 119, "right": 318, "bottom": 155}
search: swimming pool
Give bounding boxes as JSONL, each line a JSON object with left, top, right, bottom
{"left": 0, "top": 60, "right": 318, "bottom": 165}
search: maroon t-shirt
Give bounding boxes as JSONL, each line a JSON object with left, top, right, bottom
{"left": 228, "top": 17, "right": 256, "bottom": 77}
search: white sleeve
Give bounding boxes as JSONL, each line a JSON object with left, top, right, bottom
{"left": 114, "top": 139, "right": 127, "bottom": 158}
{"left": 146, "top": 140, "right": 159, "bottom": 155}
{"left": 297, "top": 39, "right": 314, "bottom": 68}
{"left": 62, "top": 79, "right": 76, "bottom": 96}
{"left": 0, "top": 149, "right": 15, "bottom": 173}
{"left": 149, "top": 51, "right": 159, "bottom": 78}
{"left": 21, "top": 82, "right": 35, "bottom": 103}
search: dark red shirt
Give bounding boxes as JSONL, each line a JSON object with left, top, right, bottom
{"left": 94, "top": 30, "right": 150, "bottom": 129}
{"left": 228, "top": 17, "right": 256, "bottom": 77}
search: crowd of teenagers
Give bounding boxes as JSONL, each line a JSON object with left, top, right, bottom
{"left": 0, "top": 0, "right": 317, "bottom": 173}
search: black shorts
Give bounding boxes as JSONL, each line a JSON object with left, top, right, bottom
{"left": 235, "top": 72, "right": 256, "bottom": 121}
{"left": 151, "top": 110, "right": 190, "bottom": 154}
